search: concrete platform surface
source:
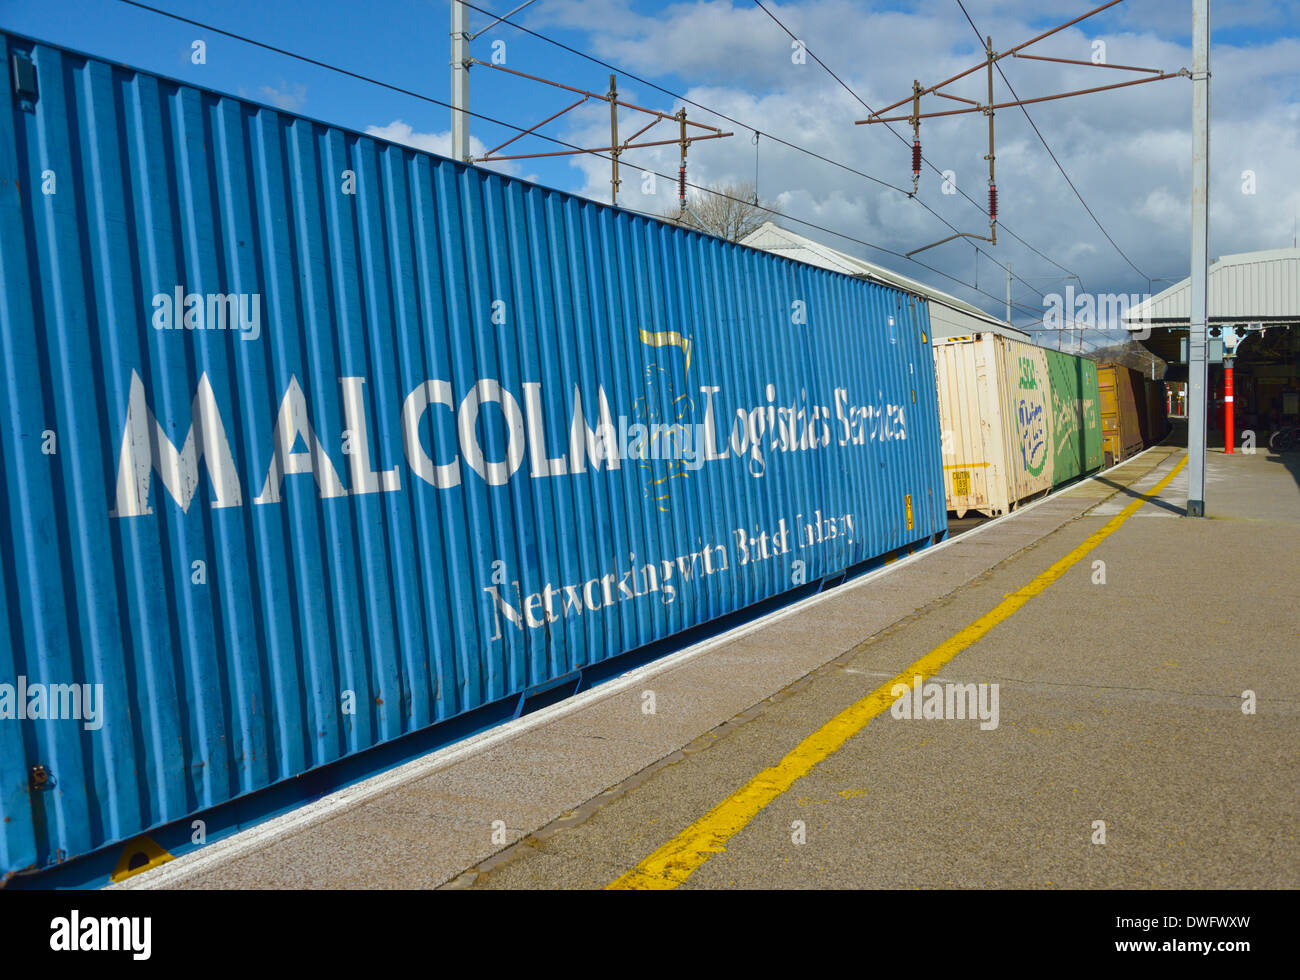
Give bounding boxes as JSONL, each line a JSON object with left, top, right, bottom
{"left": 119, "top": 444, "right": 1300, "bottom": 889}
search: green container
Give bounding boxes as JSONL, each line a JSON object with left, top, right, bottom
{"left": 1046, "top": 351, "right": 1104, "bottom": 486}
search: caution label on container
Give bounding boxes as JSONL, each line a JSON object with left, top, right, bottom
{"left": 905, "top": 493, "right": 914, "bottom": 530}
{"left": 952, "top": 470, "right": 971, "bottom": 497}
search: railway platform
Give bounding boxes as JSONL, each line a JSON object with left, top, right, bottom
{"left": 118, "top": 443, "right": 1300, "bottom": 889}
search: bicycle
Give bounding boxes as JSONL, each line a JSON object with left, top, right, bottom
{"left": 1268, "top": 424, "right": 1300, "bottom": 452}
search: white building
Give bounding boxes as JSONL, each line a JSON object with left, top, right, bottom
{"left": 740, "top": 221, "right": 1026, "bottom": 342}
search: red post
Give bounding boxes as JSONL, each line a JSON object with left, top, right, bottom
{"left": 1224, "top": 359, "right": 1234, "bottom": 454}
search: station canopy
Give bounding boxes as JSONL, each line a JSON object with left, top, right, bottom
{"left": 1123, "top": 247, "right": 1300, "bottom": 367}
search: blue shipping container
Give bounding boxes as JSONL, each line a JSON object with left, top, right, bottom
{"left": 0, "top": 32, "right": 946, "bottom": 880}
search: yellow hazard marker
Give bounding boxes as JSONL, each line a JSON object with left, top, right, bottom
{"left": 609, "top": 455, "right": 1188, "bottom": 890}
{"left": 110, "top": 835, "right": 174, "bottom": 883}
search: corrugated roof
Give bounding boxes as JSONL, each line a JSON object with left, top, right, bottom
{"left": 740, "top": 221, "right": 1020, "bottom": 335}
{"left": 1123, "top": 248, "right": 1300, "bottom": 325}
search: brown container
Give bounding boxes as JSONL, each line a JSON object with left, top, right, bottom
{"left": 1098, "top": 364, "right": 1146, "bottom": 466}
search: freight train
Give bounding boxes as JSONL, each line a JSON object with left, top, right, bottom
{"left": 931, "top": 334, "right": 1166, "bottom": 518}
{"left": 0, "top": 30, "right": 1162, "bottom": 886}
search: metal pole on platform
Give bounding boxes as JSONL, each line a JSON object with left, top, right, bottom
{"left": 453, "top": 0, "right": 543, "bottom": 163}
{"left": 1186, "top": 0, "right": 1210, "bottom": 516}
{"left": 1005, "top": 262, "right": 1011, "bottom": 325}
{"left": 451, "top": 0, "right": 470, "bottom": 162}
{"left": 609, "top": 74, "right": 620, "bottom": 206}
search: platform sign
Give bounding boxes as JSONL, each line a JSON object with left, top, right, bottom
{"left": 1180, "top": 336, "right": 1223, "bottom": 363}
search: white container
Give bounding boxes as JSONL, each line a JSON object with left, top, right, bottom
{"left": 932, "top": 333, "right": 1053, "bottom": 517}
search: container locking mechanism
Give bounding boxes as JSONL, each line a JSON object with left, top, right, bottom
{"left": 30, "top": 764, "right": 54, "bottom": 791}
{"left": 11, "top": 52, "right": 38, "bottom": 111}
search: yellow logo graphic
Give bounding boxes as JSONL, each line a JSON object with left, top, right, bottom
{"left": 638, "top": 328, "right": 692, "bottom": 373}
{"left": 635, "top": 328, "right": 695, "bottom": 512}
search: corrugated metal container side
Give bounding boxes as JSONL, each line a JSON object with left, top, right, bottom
{"left": 0, "top": 33, "right": 945, "bottom": 878}
{"left": 1045, "top": 351, "right": 1103, "bottom": 486}
{"left": 933, "top": 336, "right": 1003, "bottom": 517}
{"left": 932, "top": 333, "right": 1053, "bottom": 517}
{"left": 1098, "top": 364, "right": 1145, "bottom": 465}
{"left": 1003, "top": 340, "right": 1054, "bottom": 503}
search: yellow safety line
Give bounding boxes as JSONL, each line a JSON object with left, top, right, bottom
{"left": 608, "top": 453, "right": 1188, "bottom": 890}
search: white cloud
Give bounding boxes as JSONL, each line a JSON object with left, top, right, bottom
{"left": 532, "top": 0, "right": 1299, "bottom": 330}
{"left": 259, "top": 81, "right": 307, "bottom": 112}
{"left": 363, "top": 121, "right": 520, "bottom": 175}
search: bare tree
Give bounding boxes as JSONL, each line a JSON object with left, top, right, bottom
{"left": 1087, "top": 338, "right": 1166, "bottom": 377}
{"left": 661, "top": 180, "right": 769, "bottom": 243}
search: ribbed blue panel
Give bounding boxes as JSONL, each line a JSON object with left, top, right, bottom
{"left": 0, "top": 32, "right": 946, "bottom": 876}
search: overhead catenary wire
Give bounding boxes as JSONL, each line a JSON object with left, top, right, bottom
{"left": 454, "top": 0, "right": 1085, "bottom": 294}
{"left": 462, "top": 0, "right": 1113, "bottom": 330}
{"left": 454, "top": 0, "right": 920, "bottom": 198}
{"left": 953, "top": 0, "right": 1152, "bottom": 285}
{"left": 750, "top": 0, "right": 1087, "bottom": 293}
{"left": 453, "top": 0, "right": 1112, "bottom": 331}
{"left": 113, "top": 0, "right": 1101, "bottom": 332}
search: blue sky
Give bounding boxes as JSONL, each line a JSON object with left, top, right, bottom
{"left": 0, "top": 0, "right": 686, "bottom": 191}
{"left": 4, "top": 1, "right": 1297, "bottom": 349}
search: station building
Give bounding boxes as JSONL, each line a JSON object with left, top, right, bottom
{"left": 1124, "top": 248, "right": 1300, "bottom": 444}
